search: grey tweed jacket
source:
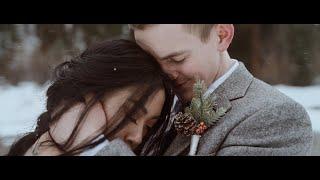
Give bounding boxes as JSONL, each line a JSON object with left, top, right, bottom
{"left": 164, "top": 61, "right": 313, "bottom": 156}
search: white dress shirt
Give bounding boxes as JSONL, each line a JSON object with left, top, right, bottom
{"left": 172, "top": 59, "right": 239, "bottom": 111}
{"left": 168, "top": 59, "right": 239, "bottom": 131}
{"left": 204, "top": 59, "right": 239, "bottom": 97}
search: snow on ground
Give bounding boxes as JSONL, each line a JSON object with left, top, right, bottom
{"left": 0, "top": 82, "right": 319, "bottom": 146}
{"left": 0, "top": 81, "right": 49, "bottom": 143}
{"left": 274, "top": 85, "right": 320, "bottom": 132}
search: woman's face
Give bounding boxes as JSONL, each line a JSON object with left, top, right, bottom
{"left": 103, "top": 86, "right": 166, "bottom": 150}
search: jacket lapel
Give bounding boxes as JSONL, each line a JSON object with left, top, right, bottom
{"left": 163, "top": 133, "right": 191, "bottom": 156}
{"left": 164, "top": 62, "right": 254, "bottom": 156}
{"left": 163, "top": 94, "right": 232, "bottom": 156}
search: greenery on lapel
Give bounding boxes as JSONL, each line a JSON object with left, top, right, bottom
{"left": 186, "top": 79, "right": 227, "bottom": 126}
{"left": 173, "top": 79, "right": 227, "bottom": 136}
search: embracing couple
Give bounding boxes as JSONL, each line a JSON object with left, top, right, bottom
{"left": 7, "top": 24, "right": 313, "bottom": 156}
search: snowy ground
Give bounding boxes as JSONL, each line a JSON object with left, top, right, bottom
{"left": 0, "top": 81, "right": 49, "bottom": 145}
{"left": 274, "top": 84, "right": 320, "bottom": 131}
{"left": 0, "top": 82, "right": 319, "bottom": 146}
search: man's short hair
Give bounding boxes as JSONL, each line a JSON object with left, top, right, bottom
{"left": 128, "top": 24, "right": 216, "bottom": 42}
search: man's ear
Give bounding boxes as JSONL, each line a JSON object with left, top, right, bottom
{"left": 216, "top": 24, "right": 234, "bottom": 52}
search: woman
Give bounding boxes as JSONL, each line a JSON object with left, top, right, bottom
{"left": 7, "top": 39, "right": 174, "bottom": 156}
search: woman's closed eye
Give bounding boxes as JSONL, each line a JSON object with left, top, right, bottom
{"left": 144, "top": 116, "right": 159, "bottom": 129}
{"left": 126, "top": 108, "right": 159, "bottom": 131}
{"left": 128, "top": 116, "right": 138, "bottom": 124}
{"left": 142, "top": 118, "right": 158, "bottom": 136}
{"left": 143, "top": 125, "right": 152, "bottom": 133}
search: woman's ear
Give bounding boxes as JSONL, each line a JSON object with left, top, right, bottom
{"left": 216, "top": 24, "right": 234, "bottom": 52}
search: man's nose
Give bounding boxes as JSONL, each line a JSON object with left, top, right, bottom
{"left": 161, "top": 64, "right": 179, "bottom": 81}
{"left": 168, "top": 71, "right": 179, "bottom": 81}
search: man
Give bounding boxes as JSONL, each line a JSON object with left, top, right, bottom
{"left": 129, "top": 24, "right": 313, "bottom": 156}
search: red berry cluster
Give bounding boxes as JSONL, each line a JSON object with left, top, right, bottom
{"left": 195, "top": 122, "right": 208, "bottom": 135}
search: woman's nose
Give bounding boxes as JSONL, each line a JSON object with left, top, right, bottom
{"left": 124, "top": 123, "right": 144, "bottom": 149}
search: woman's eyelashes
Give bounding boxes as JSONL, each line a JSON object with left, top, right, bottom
{"left": 143, "top": 125, "right": 152, "bottom": 133}
{"left": 128, "top": 115, "right": 155, "bottom": 132}
{"left": 128, "top": 116, "right": 138, "bottom": 124}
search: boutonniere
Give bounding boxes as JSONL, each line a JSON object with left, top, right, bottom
{"left": 173, "top": 79, "right": 227, "bottom": 156}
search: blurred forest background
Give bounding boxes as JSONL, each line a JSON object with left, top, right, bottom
{"left": 1, "top": 24, "right": 320, "bottom": 86}
{"left": 0, "top": 24, "right": 319, "bottom": 155}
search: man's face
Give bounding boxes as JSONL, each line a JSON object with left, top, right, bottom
{"left": 134, "top": 24, "right": 222, "bottom": 103}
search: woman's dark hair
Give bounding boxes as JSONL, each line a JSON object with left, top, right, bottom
{"left": 7, "top": 39, "right": 174, "bottom": 156}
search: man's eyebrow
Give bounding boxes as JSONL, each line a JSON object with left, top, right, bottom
{"left": 136, "top": 39, "right": 188, "bottom": 61}
{"left": 159, "top": 51, "right": 188, "bottom": 61}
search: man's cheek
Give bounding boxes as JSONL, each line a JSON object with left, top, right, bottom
{"left": 181, "top": 65, "right": 196, "bottom": 78}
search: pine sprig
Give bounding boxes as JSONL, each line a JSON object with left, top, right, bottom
{"left": 185, "top": 79, "right": 227, "bottom": 126}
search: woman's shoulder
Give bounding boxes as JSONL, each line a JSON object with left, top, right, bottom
{"left": 94, "top": 138, "right": 136, "bottom": 156}
{"left": 24, "top": 132, "right": 62, "bottom": 156}
{"left": 79, "top": 135, "right": 109, "bottom": 156}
